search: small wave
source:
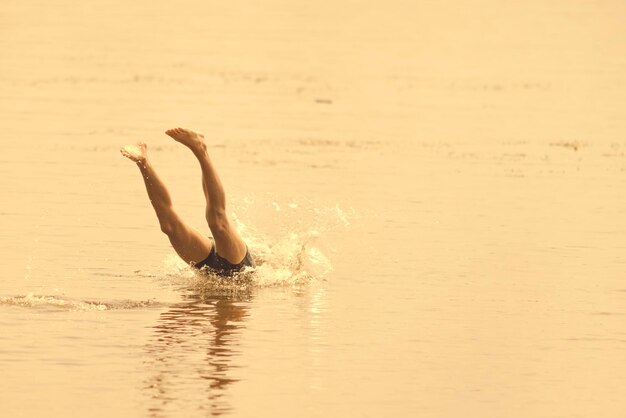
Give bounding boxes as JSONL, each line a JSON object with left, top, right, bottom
{"left": 0, "top": 293, "right": 163, "bottom": 312}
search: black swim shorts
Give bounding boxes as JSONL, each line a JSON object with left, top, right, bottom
{"left": 194, "top": 240, "right": 256, "bottom": 276}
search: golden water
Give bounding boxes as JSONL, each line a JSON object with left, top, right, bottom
{"left": 1, "top": 0, "right": 625, "bottom": 416}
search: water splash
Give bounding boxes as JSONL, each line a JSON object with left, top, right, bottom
{"left": 232, "top": 197, "right": 351, "bottom": 286}
{"left": 159, "top": 197, "right": 353, "bottom": 289}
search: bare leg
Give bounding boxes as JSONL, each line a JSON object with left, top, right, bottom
{"left": 120, "top": 142, "right": 213, "bottom": 265}
{"left": 165, "top": 128, "right": 248, "bottom": 264}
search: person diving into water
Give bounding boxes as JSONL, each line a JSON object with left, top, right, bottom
{"left": 120, "top": 127, "right": 255, "bottom": 276}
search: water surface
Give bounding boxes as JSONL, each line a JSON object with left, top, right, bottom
{"left": 1, "top": 0, "right": 625, "bottom": 417}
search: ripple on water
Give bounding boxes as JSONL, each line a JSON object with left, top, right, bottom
{"left": 0, "top": 293, "right": 163, "bottom": 312}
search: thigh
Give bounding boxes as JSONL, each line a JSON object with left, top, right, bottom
{"left": 166, "top": 215, "right": 214, "bottom": 265}
{"left": 210, "top": 220, "right": 249, "bottom": 265}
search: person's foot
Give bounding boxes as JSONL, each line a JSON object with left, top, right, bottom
{"left": 165, "top": 127, "right": 206, "bottom": 151}
{"left": 120, "top": 141, "right": 148, "bottom": 163}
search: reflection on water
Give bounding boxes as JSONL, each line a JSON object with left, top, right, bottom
{"left": 144, "top": 283, "right": 253, "bottom": 417}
